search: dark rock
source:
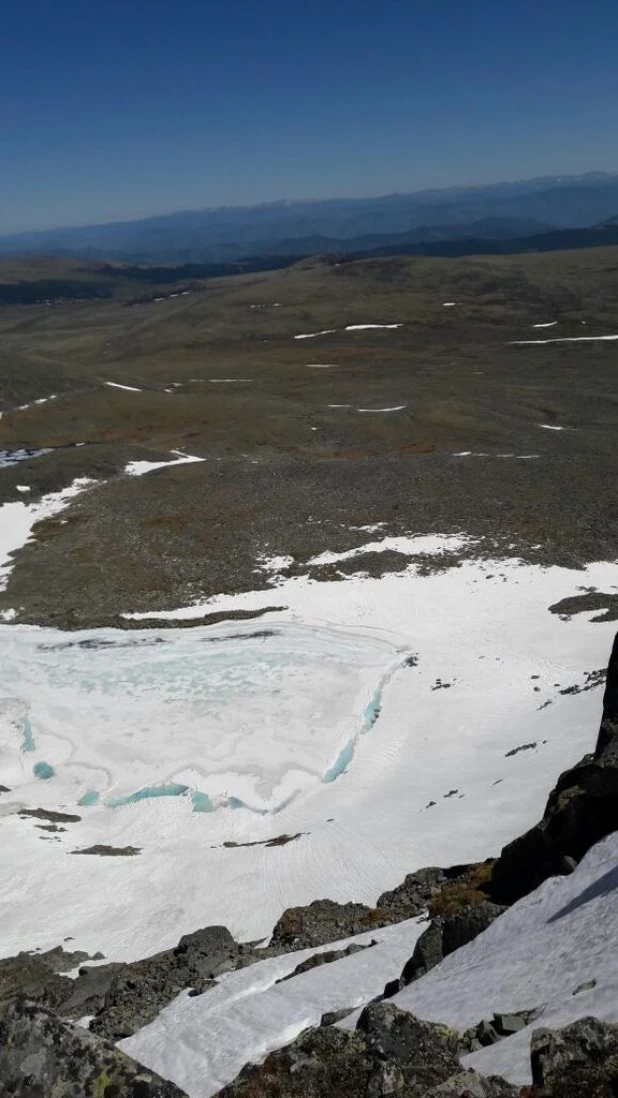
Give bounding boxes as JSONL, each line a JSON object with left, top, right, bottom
{"left": 530, "top": 1016, "right": 618, "bottom": 1092}
{"left": 421, "top": 1069, "right": 519, "bottom": 1097}
{"left": 0, "top": 1000, "right": 187, "bottom": 1096}
{"left": 572, "top": 979, "right": 597, "bottom": 996}
{"left": 71, "top": 844, "right": 141, "bottom": 856}
{"left": 392, "top": 901, "right": 506, "bottom": 993}
{"left": 216, "top": 1004, "right": 462, "bottom": 1098}
{"left": 0, "top": 784, "right": 11, "bottom": 793}
{"left": 321, "top": 1007, "right": 355, "bottom": 1026}
{"left": 0, "top": 954, "right": 73, "bottom": 1012}
{"left": 490, "top": 631, "right": 618, "bottom": 906}
{"left": 278, "top": 942, "right": 371, "bottom": 983}
{"left": 459, "top": 1008, "right": 542, "bottom": 1054}
{"left": 269, "top": 898, "right": 393, "bottom": 950}
{"left": 377, "top": 866, "right": 465, "bottom": 916}
{"left": 493, "top": 1011, "right": 528, "bottom": 1036}
{"left": 357, "top": 1002, "right": 461, "bottom": 1092}
{"left": 90, "top": 925, "right": 248, "bottom": 1041}
{"left": 19, "top": 807, "right": 81, "bottom": 823}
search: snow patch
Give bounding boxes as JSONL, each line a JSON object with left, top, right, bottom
{"left": 0, "top": 477, "right": 95, "bottom": 591}
{"left": 124, "top": 451, "right": 205, "bottom": 477}
{"left": 105, "top": 381, "right": 142, "bottom": 392}
{"left": 511, "top": 335, "right": 618, "bottom": 346}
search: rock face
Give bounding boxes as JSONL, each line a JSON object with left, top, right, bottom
{"left": 216, "top": 1003, "right": 463, "bottom": 1098}
{"left": 530, "top": 1016, "right": 618, "bottom": 1095}
{"left": 384, "top": 901, "right": 506, "bottom": 997}
{"left": 490, "top": 631, "right": 618, "bottom": 905}
{"left": 0, "top": 1000, "right": 187, "bottom": 1097}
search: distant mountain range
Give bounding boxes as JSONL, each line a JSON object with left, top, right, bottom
{"left": 2, "top": 172, "right": 618, "bottom": 264}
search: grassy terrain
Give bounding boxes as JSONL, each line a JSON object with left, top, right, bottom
{"left": 0, "top": 247, "right": 617, "bottom": 627}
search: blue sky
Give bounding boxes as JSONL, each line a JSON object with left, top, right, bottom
{"left": 2, "top": 0, "right": 618, "bottom": 232}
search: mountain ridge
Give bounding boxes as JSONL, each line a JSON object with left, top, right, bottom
{"left": 3, "top": 172, "right": 618, "bottom": 263}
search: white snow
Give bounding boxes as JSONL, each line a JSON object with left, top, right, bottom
{"left": 306, "top": 364, "right": 337, "bottom": 369}
{"left": 124, "top": 451, "right": 205, "bottom": 477}
{"left": 0, "top": 478, "right": 95, "bottom": 592}
{"left": 122, "top": 917, "right": 426, "bottom": 1098}
{"left": 306, "top": 533, "right": 469, "bottom": 567}
{"left": 105, "top": 381, "right": 142, "bottom": 392}
{"left": 254, "top": 554, "right": 294, "bottom": 577}
{"left": 442, "top": 302, "right": 457, "bottom": 307}
{"left": 17, "top": 395, "right": 58, "bottom": 412}
{"left": 15, "top": 486, "right": 31, "bottom": 493}
{"left": 1, "top": 532, "right": 616, "bottom": 962}
{"left": 294, "top": 330, "right": 337, "bottom": 340}
{"left": 533, "top": 321, "right": 558, "bottom": 329}
{"left": 209, "top": 379, "right": 252, "bottom": 383}
{"left": 357, "top": 405, "right": 406, "bottom": 413}
{"left": 452, "top": 452, "right": 540, "bottom": 459}
{"left": 539, "top": 424, "right": 567, "bottom": 431}
{"left": 510, "top": 335, "right": 618, "bottom": 346}
{"left": 344, "top": 324, "right": 402, "bottom": 331}
{"left": 294, "top": 325, "right": 402, "bottom": 340}
{"left": 387, "top": 830, "right": 618, "bottom": 1085}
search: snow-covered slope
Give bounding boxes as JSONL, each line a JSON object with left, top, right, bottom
{"left": 121, "top": 917, "right": 426, "bottom": 1098}
{"left": 391, "top": 829, "right": 618, "bottom": 1084}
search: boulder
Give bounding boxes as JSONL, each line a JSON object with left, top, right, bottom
{"left": 530, "top": 1016, "right": 618, "bottom": 1094}
{"left": 0, "top": 999, "right": 187, "bottom": 1097}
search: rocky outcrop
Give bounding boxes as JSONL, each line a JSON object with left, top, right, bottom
{"left": 216, "top": 1003, "right": 463, "bottom": 1098}
{"left": 269, "top": 899, "right": 388, "bottom": 951}
{"left": 0, "top": 926, "right": 266, "bottom": 1043}
{"left": 530, "top": 1016, "right": 618, "bottom": 1095}
{"left": 384, "top": 901, "right": 506, "bottom": 997}
{"left": 490, "top": 631, "right": 618, "bottom": 906}
{"left": 269, "top": 867, "right": 471, "bottom": 951}
{"left": 0, "top": 1000, "right": 187, "bottom": 1096}
{"left": 90, "top": 925, "right": 256, "bottom": 1041}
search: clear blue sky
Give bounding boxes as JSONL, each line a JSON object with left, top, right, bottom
{"left": 2, "top": 0, "right": 618, "bottom": 232}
